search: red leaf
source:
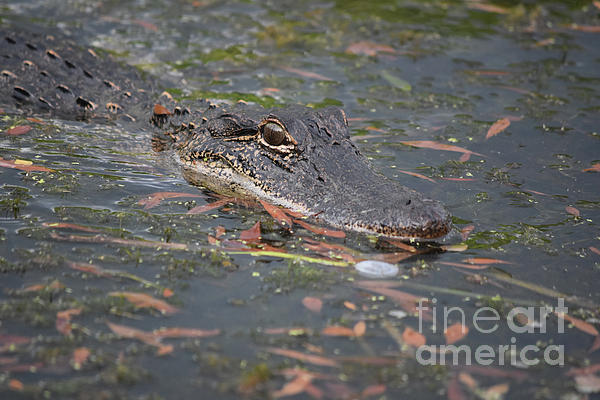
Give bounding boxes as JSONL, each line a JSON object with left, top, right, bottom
{"left": 361, "top": 384, "right": 386, "bottom": 398}
{"left": 445, "top": 322, "right": 469, "bottom": 345}
{"left": 43, "top": 222, "right": 101, "bottom": 233}
{"left": 302, "top": 297, "right": 323, "bottom": 313}
{"left": 460, "top": 225, "right": 475, "bottom": 240}
{"left": 322, "top": 325, "right": 356, "bottom": 337}
{"left": 109, "top": 292, "right": 178, "bottom": 315}
{"left": 280, "top": 66, "right": 333, "bottom": 81}
{"left": 590, "top": 247, "right": 600, "bottom": 256}
{"left": 187, "top": 198, "right": 230, "bottom": 214}
{"left": 555, "top": 312, "right": 599, "bottom": 336}
{"left": 567, "top": 24, "right": 600, "bottom": 33}
{"left": 565, "top": 206, "right": 580, "bottom": 217}
{"left": 402, "top": 327, "right": 426, "bottom": 347}
{"left": 152, "top": 327, "right": 220, "bottom": 338}
{"left": 397, "top": 169, "right": 436, "bottom": 183}
{"left": 132, "top": 19, "right": 158, "bottom": 31}
{"left": 138, "top": 192, "right": 203, "bottom": 209}
{"left": 0, "top": 157, "right": 53, "bottom": 172}
{"left": 266, "top": 347, "right": 339, "bottom": 367}
{"left": 5, "top": 125, "right": 32, "bottom": 136}
{"left": 106, "top": 322, "right": 162, "bottom": 347}
{"left": 486, "top": 118, "right": 510, "bottom": 139}
{"left": 260, "top": 200, "right": 293, "bottom": 227}
{"left": 346, "top": 41, "right": 396, "bottom": 56}
{"left": 153, "top": 103, "right": 171, "bottom": 115}
{"left": 240, "top": 221, "right": 261, "bottom": 242}
{"left": 293, "top": 219, "right": 345, "bottom": 238}
{"left": 353, "top": 321, "right": 366, "bottom": 337}
{"left": 56, "top": 308, "right": 83, "bottom": 335}
{"left": 72, "top": 347, "right": 90, "bottom": 367}
{"left": 462, "top": 258, "right": 512, "bottom": 265}
{"left": 383, "top": 238, "right": 417, "bottom": 252}
{"left": 215, "top": 226, "right": 226, "bottom": 238}
{"left": 582, "top": 163, "right": 600, "bottom": 172}
{"left": 8, "top": 379, "right": 24, "bottom": 391}
{"left": 400, "top": 141, "right": 483, "bottom": 156}
{"left": 438, "top": 261, "right": 489, "bottom": 270}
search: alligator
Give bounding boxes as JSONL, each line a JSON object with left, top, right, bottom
{"left": 0, "top": 29, "right": 451, "bottom": 239}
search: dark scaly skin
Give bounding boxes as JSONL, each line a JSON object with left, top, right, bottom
{"left": 0, "top": 29, "right": 451, "bottom": 240}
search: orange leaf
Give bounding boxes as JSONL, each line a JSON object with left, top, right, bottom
{"left": 344, "top": 301, "right": 357, "bottom": 311}
{"left": 486, "top": 118, "right": 510, "bottom": 139}
{"left": 109, "top": 292, "right": 179, "bottom": 315}
{"left": 56, "top": 308, "right": 83, "bottom": 335}
{"left": 590, "top": 247, "right": 600, "bottom": 256}
{"left": 467, "top": 2, "right": 510, "bottom": 14}
{"left": 273, "top": 374, "right": 312, "bottom": 398}
{"left": 72, "top": 347, "right": 91, "bottom": 367}
{"left": 361, "top": 384, "right": 386, "bottom": 398}
{"left": 402, "top": 327, "right": 426, "bottom": 347}
{"left": 162, "top": 288, "right": 174, "bottom": 298}
{"left": 265, "top": 347, "right": 339, "bottom": 367}
{"left": 567, "top": 24, "right": 600, "bottom": 33}
{"left": 138, "top": 192, "right": 203, "bottom": 209}
{"left": 8, "top": 379, "right": 24, "bottom": 391}
{"left": 582, "top": 163, "right": 600, "bottom": 172}
{"left": 293, "top": 219, "right": 345, "bottom": 238}
{"left": 132, "top": 19, "right": 158, "bottom": 31}
{"left": 555, "top": 312, "right": 599, "bottom": 336}
{"left": 322, "top": 325, "right": 356, "bottom": 337}
{"left": 106, "top": 321, "right": 162, "bottom": 347}
{"left": 462, "top": 257, "right": 512, "bottom": 265}
{"left": 445, "top": 323, "right": 469, "bottom": 344}
{"left": 302, "top": 297, "right": 323, "bottom": 313}
{"left": 5, "top": 125, "right": 32, "bottom": 136}
{"left": 152, "top": 327, "right": 220, "bottom": 338}
{"left": 215, "top": 226, "right": 226, "bottom": 238}
{"left": 400, "top": 141, "right": 483, "bottom": 156}
{"left": 240, "top": 221, "right": 261, "bottom": 242}
{"left": 397, "top": 169, "right": 436, "bottom": 183}
{"left": 0, "top": 157, "right": 53, "bottom": 172}
{"left": 384, "top": 238, "right": 417, "bottom": 252}
{"left": 590, "top": 335, "right": 600, "bottom": 353}
{"left": 346, "top": 41, "right": 396, "bottom": 56}
{"left": 353, "top": 321, "right": 366, "bottom": 337}
{"left": 259, "top": 200, "right": 293, "bottom": 228}
{"left": 156, "top": 344, "right": 174, "bottom": 356}
{"left": 187, "top": 198, "right": 230, "bottom": 214}
{"left": 565, "top": 206, "right": 580, "bottom": 217}
{"left": 280, "top": 66, "right": 333, "bottom": 81}
{"left": 438, "top": 261, "right": 489, "bottom": 270}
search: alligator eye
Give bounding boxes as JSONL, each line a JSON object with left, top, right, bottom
{"left": 262, "top": 122, "right": 285, "bottom": 146}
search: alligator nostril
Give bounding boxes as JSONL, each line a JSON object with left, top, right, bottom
{"left": 406, "top": 199, "right": 411, "bottom": 205}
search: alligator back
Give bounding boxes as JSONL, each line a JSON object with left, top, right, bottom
{"left": 0, "top": 30, "right": 154, "bottom": 122}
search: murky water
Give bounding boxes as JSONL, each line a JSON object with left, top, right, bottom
{"left": 1, "top": 1, "right": 599, "bottom": 399}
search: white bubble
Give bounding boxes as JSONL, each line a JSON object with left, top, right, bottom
{"left": 354, "top": 260, "right": 399, "bottom": 279}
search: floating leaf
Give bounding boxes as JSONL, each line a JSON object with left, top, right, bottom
{"left": 445, "top": 322, "right": 469, "bottom": 344}
{"left": 383, "top": 238, "right": 416, "bottom": 252}
{"left": 567, "top": 24, "right": 600, "bottom": 33}
{"left": 302, "top": 297, "right": 322, "bottom": 313}
{"left": 43, "top": 222, "right": 101, "bottom": 233}
{"left": 109, "top": 292, "right": 179, "bottom": 315}
{"left": 187, "top": 198, "right": 230, "bottom": 214}
{"left": 8, "top": 379, "right": 24, "bottom": 391}
{"left": 346, "top": 41, "right": 395, "bottom": 56}
{"left": 353, "top": 321, "right": 366, "bottom": 337}
{"left": 152, "top": 327, "right": 220, "bottom": 338}
{"left": 397, "top": 169, "right": 436, "bottom": 183}
{"left": 463, "top": 258, "right": 512, "bottom": 265}
{"left": 4, "top": 125, "right": 32, "bottom": 136}
{"left": 138, "top": 191, "right": 203, "bottom": 209}
{"left": 215, "top": 226, "right": 226, "bottom": 238}
{"left": 555, "top": 312, "right": 599, "bottom": 336}
{"left": 322, "top": 325, "right": 356, "bottom": 337}
{"left": 400, "top": 141, "right": 483, "bottom": 156}
{"left": 132, "top": 19, "right": 158, "bottom": 31}
{"left": 361, "top": 384, "right": 386, "bottom": 398}
{"left": 582, "top": 163, "right": 600, "bottom": 172}
{"left": 273, "top": 373, "right": 313, "bottom": 398}
{"left": 461, "top": 225, "right": 475, "bottom": 240}
{"left": 439, "top": 261, "right": 489, "bottom": 270}
{"left": 0, "top": 157, "right": 53, "bottom": 172}
{"left": 590, "top": 247, "right": 600, "bottom": 256}
{"left": 344, "top": 301, "right": 357, "bottom": 311}
{"left": 240, "top": 221, "right": 261, "bottom": 242}
{"left": 467, "top": 2, "right": 510, "bottom": 14}
{"left": 280, "top": 66, "right": 333, "bottom": 81}
{"left": 265, "top": 347, "right": 339, "bottom": 367}
{"left": 402, "top": 327, "right": 426, "bottom": 347}
{"left": 56, "top": 308, "right": 82, "bottom": 335}
{"left": 106, "top": 322, "right": 161, "bottom": 347}
{"left": 293, "top": 219, "right": 345, "bottom": 238}
{"left": 565, "top": 206, "right": 580, "bottom": 217}
{"left": 486, "top": 118, "right": 510, "bottom": 140}
{"left": 381, "top": 70, "right": 411, "bottom": 92}
{"left": 260, "top": 200, "right": 292, "bottom": 228}
{"left": 72, "top": 347, "right": 90, "bottom": 368}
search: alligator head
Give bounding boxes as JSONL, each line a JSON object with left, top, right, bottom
{"left": 157, "top": 102, "right": 451, "bottom": 240}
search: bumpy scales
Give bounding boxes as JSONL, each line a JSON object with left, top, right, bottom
{"left": 0, "top": 29, "right": 451, "bottom": 239}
